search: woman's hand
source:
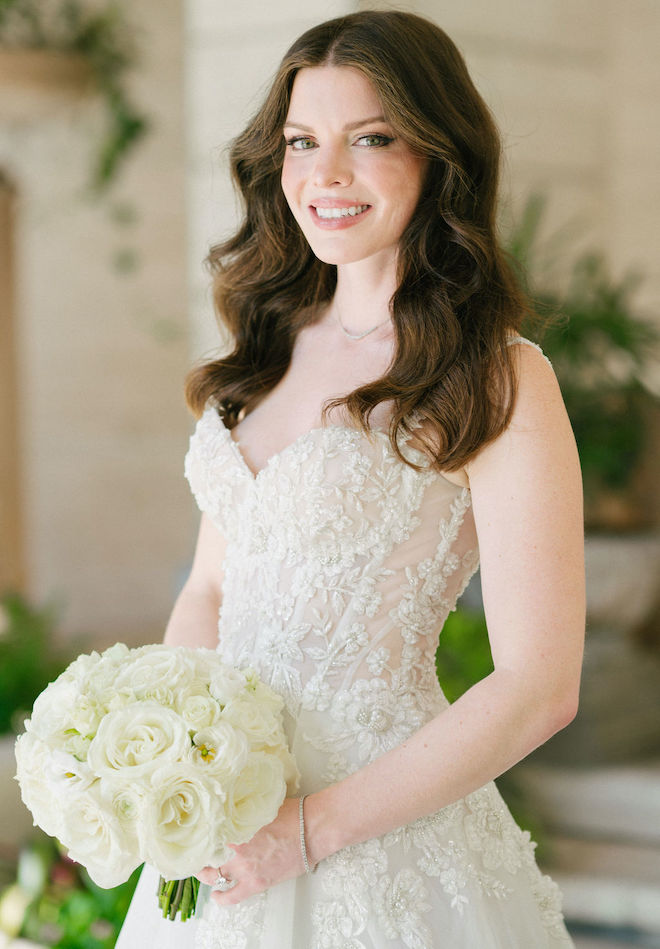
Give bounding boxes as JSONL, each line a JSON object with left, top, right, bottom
{"left": 197, "top": 796, "right": 305, "bottom": 906}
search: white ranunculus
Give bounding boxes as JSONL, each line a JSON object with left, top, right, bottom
{"left": 58, "top": 650, "right": 102, "bottom": 685}
{"left": 14, "top": 733, "right": 64, "bottom": 840}
{"left": 67, "top": 693, "right": 106, "bottom": 740}
{"left": 224, "top": 752, "right": 286, "bottom": 845}
{"left": 140, "top": 764, "right": 229, "bottom": 878}
{"left": 28, "top": 678, "right": 81, "bottom": 742}
{"left": 113, "top": 645, "right": 197, "bottom": 705}
{"left": 62, "top": 785, "right": 141, "bottom": 888}
{"left": 99, "top": 642, "right": 132, "bottom": 665}
{"left": 190, "top": 722, "right": 250, "bottom": 778}
{"left": 87, "top": 702, "right": 191, "bottom": 782}
{"left": 107, "top": 782, "right": 146, "bottom": 826}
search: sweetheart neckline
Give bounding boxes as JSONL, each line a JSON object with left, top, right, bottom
{"left": 204, "top": 407, "right": 468, "bottom": 494}
{"left": 199, "top": 338, "right": 546, "bottom": 489}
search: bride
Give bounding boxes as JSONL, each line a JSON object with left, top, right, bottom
{"left": 117, "top": 10, "right": 584, "bottom": 948}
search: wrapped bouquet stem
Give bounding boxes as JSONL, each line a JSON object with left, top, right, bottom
{"left": 14, "top": 644, "right": 299, "bottom": 921}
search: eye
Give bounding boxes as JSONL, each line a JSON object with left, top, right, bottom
{"left": 285, "top": 136, "right": 316, "bottom": 151}
{"left": 355, "top": 134, "right": 394, "bottom": 148}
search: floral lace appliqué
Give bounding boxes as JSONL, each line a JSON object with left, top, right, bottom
{"left": 184, "top": 409, "right": 572, "bottom": 949}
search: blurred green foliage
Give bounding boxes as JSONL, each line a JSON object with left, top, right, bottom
{"left": 0, "top": 592, "right": 73, "bottom": 734}
{"left": 0, "top": 834, "right": 140, "bottom": 947}
{"left": 435, "top": 606, "right": 493, "bottom": 703}
{"left": 510, "top": 194, "right": 659, "bottom": 516}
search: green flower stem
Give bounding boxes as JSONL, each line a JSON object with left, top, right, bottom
{"left": 157, "top": 875, "right": 199, "bottom": 922}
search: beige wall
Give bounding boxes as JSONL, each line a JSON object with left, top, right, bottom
{"left": 187, "top": 0, "right": 660, "bottom": 357}
{"left": 360, "top": 0, "right": 660, "bottom": 313}
{"left": 185, "top": 0, "right": 356, "bottom": 360}
{"left": 0, "top": 0, "right": 194, "bottom": 644}
{"left": 2, "top": 0, "right": 658, "bottom": 645}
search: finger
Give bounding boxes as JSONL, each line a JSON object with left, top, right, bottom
{"left": 211, "top": 884, "right": 245, "bottom": 908}
{"left": 196, "top": 866, "right": 220, "bottom": 886}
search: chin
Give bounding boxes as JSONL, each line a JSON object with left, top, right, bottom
{"left": 304, "top": 240, "right": 382, "bottom": 267}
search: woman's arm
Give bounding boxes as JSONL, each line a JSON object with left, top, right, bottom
{"left": 163, "top": 512, "right": 227, "bottom": 649}
{"left": 306, "top": 343, "right": 585, "bottom": 859}
{"left": 208, "top": 344, "right": 585, "bottom": 903}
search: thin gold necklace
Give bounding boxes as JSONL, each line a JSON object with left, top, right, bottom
{"left": 334, "top": 306, "right": 391, "bottom": 341}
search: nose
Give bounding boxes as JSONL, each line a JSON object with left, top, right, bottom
{"left": 312, "top": 144, "right": 352, "bottom": 188}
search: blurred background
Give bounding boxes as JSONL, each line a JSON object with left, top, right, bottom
{"left": 0, "top": 1, "right": 659, "bottom": 946}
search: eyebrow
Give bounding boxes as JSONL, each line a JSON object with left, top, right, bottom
{"left": 283, "top": 115, "right": 389, "bottom": 131}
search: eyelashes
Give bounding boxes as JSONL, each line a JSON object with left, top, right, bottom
{"left": 284, "top": 134, "right": 395, "bottom": 151}
{"left": 355, "top": 134, "right": 394, "bottom": 148}
{"left": 285, "top": 136, "right": 315, "bottom": 151}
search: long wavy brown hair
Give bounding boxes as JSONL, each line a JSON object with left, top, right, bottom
{"left": 186, "top": 10, "right": 530, "bottom": 471}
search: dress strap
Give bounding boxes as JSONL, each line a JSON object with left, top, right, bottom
{"left": 506, "top": 335, "right": 553, "bottom": 370}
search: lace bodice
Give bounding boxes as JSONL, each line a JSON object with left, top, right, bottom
{"left": 115, "top": 338, "right": 570, "bottom": 947}
{"left": 185, "top": 410, "right": 479, "bottom": 786}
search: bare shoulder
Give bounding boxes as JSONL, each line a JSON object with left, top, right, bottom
{"left": 465, "top": 336, "right": 583, "bottom": 546}
{"left": 471, "top": 340, "right": 573, "bottom": 470}
{"left": 508, "top": 337, "right": 566, "bottom": 428}
{"left": 442, "top": 341, "right": 568, "bottom": 490}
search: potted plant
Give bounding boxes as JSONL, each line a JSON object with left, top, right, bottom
{"left": 0, "top": 0, "right": 147, "bottom": 189}
{"left": 509, "top": 194, "right": 660, "bottom": 532}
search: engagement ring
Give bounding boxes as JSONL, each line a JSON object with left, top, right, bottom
{"left": 213, "top": 871, "right": 237, "bottom": 891}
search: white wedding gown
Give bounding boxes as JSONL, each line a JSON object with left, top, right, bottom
{"left": 116, "top": 340, "right": 574, "bottom": 948}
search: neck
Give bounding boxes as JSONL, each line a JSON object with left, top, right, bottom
{"left": 331, "top": 257, "right": 397, "bottom": 337}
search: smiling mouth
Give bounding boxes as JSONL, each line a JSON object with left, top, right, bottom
{"left": 313, "top": 204, "right": 370, "bottom": 220}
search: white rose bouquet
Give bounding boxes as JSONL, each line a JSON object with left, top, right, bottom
{"left": 14, "top": 643, "right": 298, "bottom": 921}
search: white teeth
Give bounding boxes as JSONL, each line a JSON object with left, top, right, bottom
{"left": 315, "top": 205, "right": 369, "bottom": 219}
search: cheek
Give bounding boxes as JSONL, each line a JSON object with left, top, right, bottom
{"left": 396, "top": 157, "right": 426, "bottom": 221}
{"left": 280, "top": 158, "right": 302, "bottom": 210}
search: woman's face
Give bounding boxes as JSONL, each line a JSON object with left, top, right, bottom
{"left": 281, "top": 65, "right": 426, "bottom": 268}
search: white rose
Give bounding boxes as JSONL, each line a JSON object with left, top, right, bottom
{"left": 224, "top": 752, "right": 286, "bottom": 845}
{"left": 243, "top": 670, "right": 286, "bottom": 713}
{"left": 87, "top": 702, "right": 191, "bottom": 782}
{"left": 190, "top": 722, "right": 249, "bottom": 778}
{"left": 175, "top": 685, "right": 222, "bottom": 731}
{"left": 221, "top": 695, "right": 285, "bottom": 749}
{"left": 140, "top": 764, "right": 229, "bottom": 878}
{"left": 61, "top": 784, "right": 141, "bottom": 888}
{"left": 208, "top": 664, "right": 249, "bottom": 706}
{"left": 269, "top": 743, "right": 300, "bottom": 795}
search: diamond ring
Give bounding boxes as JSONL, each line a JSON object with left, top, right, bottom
{"left": 213, "top": 871, "right": 237, "bottom": 892}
